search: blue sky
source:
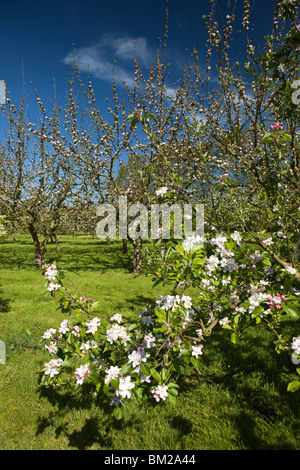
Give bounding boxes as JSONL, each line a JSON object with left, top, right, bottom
{"left": 0, "top": 0, "right": 279, "bottom": 116}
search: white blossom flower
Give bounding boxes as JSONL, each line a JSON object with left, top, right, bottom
{"left": 201, "top": 278, "right": 211, "bottom": 288}
{"left": 191, "top": 344, "right": 203, "bottom": 358}
{"left": 249, "top": 251, "right": 264, "bottom": 264}
{"left": 140, "top": 315, "right": 154, "bottom": 326}
{"left": 116, "top": 376, "right": 135, "bottom": 399}
{"left": 182, "top": 234, "right": 203, "bottom": 252}
{"left": 128, "top": 347, "right": 149, "bottom": 368}
{"left": 181, "top": 295, "right": 193, "bottom": 309}
{"left": 291, "top": 336, "right": 300, "bottom": 355}
{"left": 85, "top": 317, "right": 101, "bottom": 334}
{"left": 231, "top": 231, "right": 242, "bottom": 245}
{"left": 284, "top": 266, "right": 297, "bottom": 276}
{"left": 220, "top": 257, "right": 238, "bottom": 272}
{"left": 105, "top": 366, "right": 121, "bottom": 384}
{"left": 155, "top": 186, "right": 168, "bottom": 197}
{"left": 106, "top": 324, "right": 130, "bottom": 345}
{"left": 71, "top": 325, "right": 81, "bottom": 337}
{"left": 110, "top": 313, "right": 122, "bottom": 324}
{"left": 206, "top": 255, "right": 220, "bottom": 274}
{"left": 222, "top": 277, "right": 231, "bottom": 286}
{"left": 80, "top": 340, "right": 98, "bottom": 353}
{"left": 143, "top": 334, "right": 156, "bottom": 349}
{"left": 58, "top": 319, "right": 69, "bottom": 335}
{"left": 75, "top": 363, "right": 90, "bottom": 385}
{"left": 44, "top": 358, "right": 63, "bottom": 378}
{"left": 196, "top": 329, "right": 203, "bottom": 338}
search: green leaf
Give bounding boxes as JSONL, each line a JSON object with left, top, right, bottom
{"left": 89, "top": 374, "right": 100, "bottom": 386}
{"left": 284, "top": 304, "right": 300, "bottom": 320}
{"left": 262, "top": 258, "right": 272, "bottom": 266}
{"left": 61, "top": 360, "right": 71, "bottom": 367}
{"left": 113, "top": 405, "right": 125, "bottom": 420}
{"left": 167, "top": 394, "right": 177, "bottom": 406}
{"left": 121, "top": 363, "right": 132, "bottom": 375}
{"left": 110, "top": 378, "right": 119, "bottom": 389}
{"left": 251, "top": 305, "right": 265, "bottom": 317}
{"left": 151, "top": 368, "right": 161, "bottom": 382}
{"left": 134, "top": 387, "right": 143, "bottom": 400}
{"left": 287, "top": 380, "right": 300, "bottom": 392}
{"left": 167, "top": 382, "right": 179, "bottom": 389}
{"left": 172, "top": 317, "right": 182, "bottom": 327}
{"left": 231, "top": 332, "right": 238, "bottom": 344}
{"left": 168, "top": 387, "right": 178, "bottom": 397}
{"left": 221, "top": 323, "right": 233, "bottom": 330}
{"left": 190, "top": 356, "right": 199, "bottom": 368}
{"left": 141, "top": 363, "right": 151, "bottom": 377}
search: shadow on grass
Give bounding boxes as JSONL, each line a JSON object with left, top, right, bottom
{"left": 0, "top": 286, "right": 11, "bottom": 314}
{"left": 0, "top": 239, "right": 136, "bottom": 273}
{"left": 36, "top": 385, "right": 143, "bottom": 450}
{"left": 180, "top": 324, "right": 300, "bottom": 449}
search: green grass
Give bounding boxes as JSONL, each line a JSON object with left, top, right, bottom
{"left": 0, "top": 235, "right": 299, "bottom": 450}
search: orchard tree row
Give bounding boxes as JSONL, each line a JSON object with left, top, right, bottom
{"left": 0, "top": 0, "right": 299, "bottom": 276}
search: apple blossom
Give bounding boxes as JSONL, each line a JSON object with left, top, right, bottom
{"left": 44, "top": 359, "right": 63, "bottom": 378}
{"left": 151, "top": 385, "right": 168, "bottom": 402}
{"left": 75, "top": 363, "right": 90, "bottom": 385}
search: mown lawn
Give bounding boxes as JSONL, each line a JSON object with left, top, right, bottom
{"left": 0, "top": 235, "right": 299, "bottom": 450}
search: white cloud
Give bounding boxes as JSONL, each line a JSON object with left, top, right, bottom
{"left": 62, "top": 34, "right": 152, "bottom": 88}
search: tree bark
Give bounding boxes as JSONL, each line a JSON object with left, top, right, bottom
{"left": 28, "top": 223, "right": 48, "bottom": 268}
{"left": 133, "top": 237, "right": 142, "bottom": 273}
{"left": 122, "top": 238, "right": 128, "bottom": 254}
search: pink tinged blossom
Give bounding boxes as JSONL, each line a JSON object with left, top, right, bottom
{"left": 58, "top": 319, "right": 69, "bottom": 335}
{"left": 85, "top": 317, "right": 101, "bottom": 334}
{"left": 191, "top": 344, "right": 204, "bottom": 358}
{"left": 71, "top": 325, "right": 81, "bottom": 337}
{"left": 44, "top": 358, "right": 63, "bottom": 378}
{"left": 143, "top": 334, "right": 156, "bottom": 349}
{"left": 151, "top": 385, "right": 168, "bottom": 402}
{"left": 110, "top": 313, "right": 122, "bottom": 324}
{"left": 47, "top": 283, "right": 61, "bottom": 292}
{"left": 42, "top": 328, "right": 56, "bottom": 339}
{"left": 106, "top": 324, "right": 130, "bottom": 345}
{"left": 270, "top": 122, "right": 284, "bottom": 131}
{"left": 45, "top": 341, "right": 58, "bottom": 355}
{"left": 75, "top": 363, "right": 90, "bottom": 385}
{"left": 44, "top": 264, "right": 57, "bottom": 281}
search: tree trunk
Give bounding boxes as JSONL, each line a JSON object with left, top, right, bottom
{"left": 53, "top": 232, "right": 61, "bottom": 252}
{"left": 34, "top": 246, "right": 44, "bottom": 268}
{"left": 122, "top": 238, "right": 128, "bottom": 254}
{"left": 28, "top": 223, "right": 47, "bottom": 268}
{"left": 133, "top": 237, "right": 142, "bottom": 273}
